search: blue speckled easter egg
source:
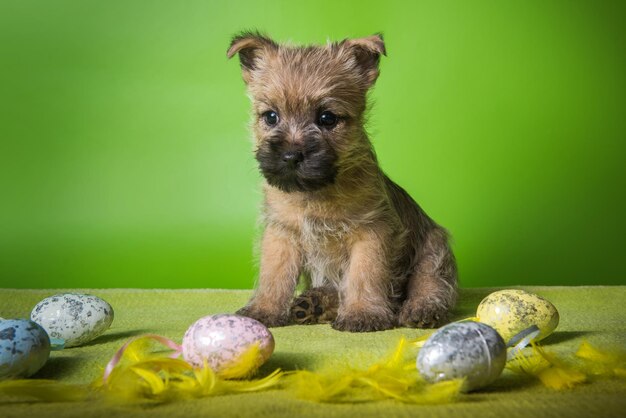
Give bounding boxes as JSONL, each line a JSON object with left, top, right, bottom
{"left": 0, "top": 319, "right": 51, "bottom": 379}
{"left": 417, "top": 321, "right": 507, "bottom": 392}
{"left": 31, "top": 293, "right": 114, "bottom": 347}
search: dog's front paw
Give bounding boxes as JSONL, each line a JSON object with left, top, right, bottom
{"left": 236, "top": 305, "right": 290, "bottom": 327}
{"left": 332, "top": 310, "right": 395, "bottom": 332}
{"left": 398, "top": 299, "right": 449, "bottom": 329}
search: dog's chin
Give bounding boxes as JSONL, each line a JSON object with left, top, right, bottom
{"left": 262, "top": 170, "right": 336, "bottom": 193}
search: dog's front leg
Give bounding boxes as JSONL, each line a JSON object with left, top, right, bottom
{"left": 236, "top": 224, "right": 300, "bottom": 327}
{"left": 332, "top": 229, "right": 395, "bottom": 332}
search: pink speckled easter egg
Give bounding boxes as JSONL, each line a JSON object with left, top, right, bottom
{"left": 182, "top": 314, "right": 274, "bottom": 377}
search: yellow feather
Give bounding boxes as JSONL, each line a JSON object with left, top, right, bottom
{"left": 123, "top": 337, "right": 154, "bottom": 362}
{"left": 576, "top": 340, "right": 616, "bottom": 363}
{"left": 217, "top": 342, "right": 264, "bottom": 379}
{"left": 285, "top": 337, "right": 462, "bottom": 404}
{"left": 507, "top": 342, "right": 586, "bottom": 389}
{"left": 95, "top": 339, "right": 282, "bottom": 403}
{"left": 419, "top": 380, "right": 464, "bottom": 402}
{"left": 130, "top": 367, "right": 167, "bottom": 395}
{"left": 14, "top": 334, "right": 624, "bottom": 404}
{"left": 225, "top": 369, "right": 284, "bottom": 393}
{"left": 575, "top": 340, "right": 626, "bottom": 378}
{"left": 536, "top": 366, "right": 586, "bottom": 390}
{"left": 193, "top": 361, "right": 217, "bottom": 393}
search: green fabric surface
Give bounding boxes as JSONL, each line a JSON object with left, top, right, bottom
{"left": 1, "top": 287, "right": 625, "bottom": 417}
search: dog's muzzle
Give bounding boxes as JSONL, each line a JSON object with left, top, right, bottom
{"left": 255, "top": 139, "right": 338, "bottom": 192}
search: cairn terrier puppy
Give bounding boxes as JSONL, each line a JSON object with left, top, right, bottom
{"left": 227, "top": 32, "right": 457, "bottom": 332}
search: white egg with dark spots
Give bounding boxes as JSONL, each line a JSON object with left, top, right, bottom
{"left": 417, "top": 321, "right": 507, "bottom": 392}
{"left": 182, "top": 314, "right": 274, "bottom": 378}
{"left": 0, "top": 319, "right": 51, "bottom": 379}
{"left": 30, "top": 293, "right": 114, "bottom": 348}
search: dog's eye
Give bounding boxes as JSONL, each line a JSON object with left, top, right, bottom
{"left": 318, "top": 111, "right": 338, "bottom": 128}
{"left": 262, "top": 111, "right": 279, "bottom": 126}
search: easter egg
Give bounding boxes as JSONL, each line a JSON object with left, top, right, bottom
{"left": 182, "top": 314, "right": 274, "bottom": 378}
{"left": 31, "top": 293, "right": 114, "bottom": 348}
{"left": 417, "top": 321, "right": 507, "bottom": 392}
{"left": 0, "top": 319, "right": 51, "bottom": 379}
{"left": 476, "top": 289, "right": 559, "bottom": 343}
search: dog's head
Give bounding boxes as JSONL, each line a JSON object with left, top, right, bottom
{"left": 227, "top": 32, "right": 385, "bottom": 192}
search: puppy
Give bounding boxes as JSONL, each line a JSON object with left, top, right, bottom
{"left": 227, "top": 32, "right": 457, "bottom": 332}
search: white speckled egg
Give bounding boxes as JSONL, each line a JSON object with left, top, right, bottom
{"left": 30, "top": 293, "right": 114, "bottom": 348}
{"left": 182, "top": 314, "right": 274, "bottom": 378}
{"left": 417, "top": 321, "right": 507, "bottom": 392}
{"left": 0, "top": 319, "right": 51, "bottom": 379}
{"left": 476, "top": 289, "right": 559, "bottom": 343}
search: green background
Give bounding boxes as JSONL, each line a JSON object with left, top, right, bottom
{"left": 1, "top": 0, "right": 624, "bottom": 289}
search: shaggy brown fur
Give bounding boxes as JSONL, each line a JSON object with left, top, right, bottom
{"left": 227, "top": 32, "right": 457, "bottom": 332}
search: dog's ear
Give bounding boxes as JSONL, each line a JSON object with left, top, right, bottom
{"left": 342, "top": 34, "right": 386, "bottom": 88}
{"left": 227, "top": 31, "right": 278, "bottom": 83}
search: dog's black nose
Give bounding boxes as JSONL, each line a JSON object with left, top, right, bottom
{"left": 282, "top": 151, "right": 304, "bottom": 167}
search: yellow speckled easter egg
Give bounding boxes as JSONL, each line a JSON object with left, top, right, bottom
{"left": 476, "top": 289, "right": 559, "bottom": 343}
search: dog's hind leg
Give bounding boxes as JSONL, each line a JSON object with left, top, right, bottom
{"left": 398, "top": 227, "right": 458, "bottom": 328}
{"left": 290, "top": 286, "right": 339, "bottom": 324}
